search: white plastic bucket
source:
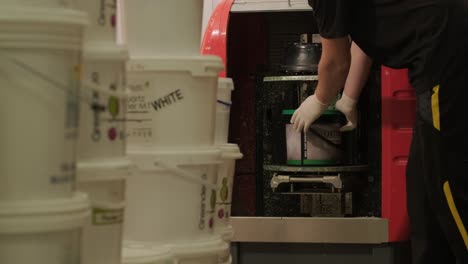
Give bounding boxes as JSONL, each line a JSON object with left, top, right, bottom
{"left": 214, "top": 144, "right": 243, "bottom": 242}
{"left": 0, "top": 7, "right": 88, "bottom": 201}
{"left": 123, "top": 0, "right": 203, "bottom": 57}
{"left": 78, "top": 44, "right": 128, "bottom": 163}
{"left": 78, "top": 0, "right": 118, "bottom": 44}
{"left": 125, "top": 147, "right": 221, "bottom": 244}
{"left": 77, "top": 168, "right": 128, "bottom": 264}
{"left": 172, "top": 237, "right": 230, "bottom": 264}
{"left": 215, "top": 78, "right": 235, "bottom": 144}
{"left": 126, "top": 56, "right": 224, "bottom": 147}
{"left": 0, "top": 0, "right": 76, "bottom": 9}
{"left": 0, "top": 192, "right": 90, "bottom": 264}
{"left": 122, "top": 242, "right": 174, "bottom": 264}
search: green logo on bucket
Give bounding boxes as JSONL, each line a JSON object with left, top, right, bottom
{"left": 220, "top": 178, "right": 229, "bottom": 202}
{"left": 108, "top": 96, "right": 120, "bottom": 117}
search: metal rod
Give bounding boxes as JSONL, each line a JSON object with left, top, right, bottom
{"left": 271, "top": 174, "right": 343, "bottom": 190}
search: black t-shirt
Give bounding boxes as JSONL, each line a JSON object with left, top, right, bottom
{"left": 308, "top": 0, "right": 464, "bottom": 94}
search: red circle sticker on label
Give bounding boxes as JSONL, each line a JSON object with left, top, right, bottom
{"left": 108, "top": 127, "right": 117, "bottom": 141}
{"left": 218, "top": 209, "right": 225, "bottom": 219}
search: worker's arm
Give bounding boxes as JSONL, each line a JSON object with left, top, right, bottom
{"left": 343, "top": 42, "right": 373, "bottom": 99}
{"left": 291, "top": 36, "right": 351, "bottom": 132}
{"left": 315, "top": 37, "right": 351, "bottom": 104}
{"left": 335, "top": 42, "right": 373, "bottom": 131}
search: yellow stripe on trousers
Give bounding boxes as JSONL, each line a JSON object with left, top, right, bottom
{"left": 432, "top": 85, "right": 441, "bottom": 131}
{"left": 443, "top": 181, "right": 468, "bottom": 250}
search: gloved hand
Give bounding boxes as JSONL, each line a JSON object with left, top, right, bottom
{"left": 335, "top": 94, "right": 358, "bottom": 131}
{"left": 290, "top": 94, "right": 328, "bottom": 132}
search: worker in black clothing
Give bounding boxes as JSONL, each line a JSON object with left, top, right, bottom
{"left": 290, "top": 0, "right": 468, "bottom": 263}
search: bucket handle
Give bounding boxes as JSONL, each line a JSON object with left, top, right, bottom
{"left": 0, "top": 52, "right": 127, "bottom": 103}
{"left": 154, "top": 160, "right": 219, "bottom": 190}
{"left": 217, "top": 99, "right": 232, "bottom": 107}
{"left": 132, "top": 160, "right": 219, "bottom": 190}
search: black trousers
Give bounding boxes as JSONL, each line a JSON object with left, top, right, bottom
{"left": 407, "top": 52, "right": 468, "bottom": 264}
{"left": 407, "top": 115, "right": 468, "bottom": 264}
{"left": 406, "top": 2, "right": 468, "bottom": 262}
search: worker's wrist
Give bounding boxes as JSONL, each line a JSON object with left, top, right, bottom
{"left": 339, "top": 93, "right": 358, "bottom": 107}
{"left": 312, "top": 94, "right": 328, "bottom": 107}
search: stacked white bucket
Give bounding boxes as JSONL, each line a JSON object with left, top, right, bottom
{"left": 122, "top": 0, "right": 242, "bottom": 263}
{"left": 76, "top": 1, "right": 129, "bottom": 264}
{"left": 0, "top": 1, "right": 90, "bottom": 264}
{"left": 214, "top": 79, "right": 243, "bottom": 250}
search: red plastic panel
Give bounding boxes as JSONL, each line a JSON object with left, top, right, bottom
{"left": 381, "top": 66, "right": 416, "bottom": 242}
{"left": 201, "top": 0, "right": 234, "bottom": 77}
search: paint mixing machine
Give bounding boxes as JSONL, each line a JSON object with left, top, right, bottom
{"left": 259, "top": 34, "right": 369, "bottom": 217}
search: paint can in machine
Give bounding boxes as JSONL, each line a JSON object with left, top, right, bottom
{"left": 282, "top": 109, "right": 344, "bottom": 166}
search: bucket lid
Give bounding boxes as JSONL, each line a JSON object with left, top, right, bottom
{"left": 282, "top": 109, "right": 340, "bottom": 116}
{"left": 0, "top": 7, "right": 89, "bottom": 25}
{"left": 83, "top": 43, "right": 129, "bottom": 61}
{"left": 218, "top": 78, "right": 234, "bottom": 91}
{"left": 122, "top": 241, "right": 173, "bottom": 264}
{"left": 127, "top": 55, "right": 224, "bottom": 77}
{"left": 128, "top": 146, "right": 221, "bottom": 170}
{"left": 77, "top": 157, "right": 132, "bottom": 182}
{"left": 171, "top": 236, "right": 229, "bottom": 259}
{"left": 0, "top": 192, "right": 90, "bottom": 234}
{"left": 218, "top": 144, "right": 243, "bottom": 160}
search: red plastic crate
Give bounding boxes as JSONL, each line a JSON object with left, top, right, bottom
{"left": 381, "top": 66, "right": 416, "bottom": 242}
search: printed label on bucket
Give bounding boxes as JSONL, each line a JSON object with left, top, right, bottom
{"left": 216, "top": 177, "right": 231, "bottom": 220}
{"left": 216, "top": 205, "right": 231, "bottom": 220}
{"left": 126, "top": 77, "right": 190, "bottom": 146}
{"left": 82, "top": 66, "right": 126, "bottom": 144}
{"left": 199, "top": 174, "right": 216, "bottom": 230}
{"left": 93, "top": 207, "right": 124, "bottom": 226}
{"left": 97, "top": 0, "right": 117, "bottom": 28}
{"left": 150, "top": 89, "right": 184, "bottom": 112}
{"left": 78, "top": 60, "right": 128, "bottom": 160}
{"left": 126, "top": 80, "right": 186, "bottom": 112}
{"left": 50, "top": 162, "right": 76, "bottom": 185}
{"left": 309, "top": 124, "right": 342, "bottom": 144}
{"left": 126, "top": 80, "right": 153, "bottom": 142}
{"left": 58, "top": 77, "right": 79, "bottom": 187}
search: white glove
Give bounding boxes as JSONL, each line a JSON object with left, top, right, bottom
{"left": 290, "top": 94, "right": 328, "bottom": 132}
{"left": 335, "top": 94, "right": 358, "bottom": 131}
